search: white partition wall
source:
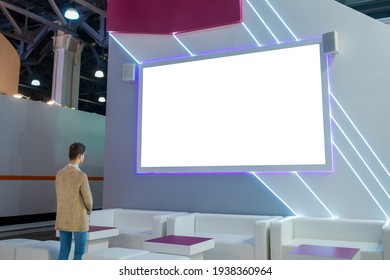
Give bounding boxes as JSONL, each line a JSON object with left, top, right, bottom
{"left": 104, "top": 0, "right": 390, "bottom": 219}
{"left": 0, "top": 94, "right": 105, "bottom": 217}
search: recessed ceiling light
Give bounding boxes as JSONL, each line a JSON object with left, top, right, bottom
{"left": 64, "top": 7, "right": 79, "bottom": 20}
{"left": 31, "top": 79, "right": 40, "bottom": 86}
{"left": 95, "top": 70, "right": 104, "bottom": 78}
{"left": 13, "top": 93, "right": 24, "bottom": 99}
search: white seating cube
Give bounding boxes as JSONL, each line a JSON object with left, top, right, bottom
{"left": 129, "top": 252, "right": 190, "bottom": 260}
{"left": 82, "top": 247, "right": 190, "bottom": 260}
{"left": 0, "top": 238, "right": 40, "bottom": 260}
{"left": 82, "top": 247, "right": 149, "bottom": 260}
{"left": 15, "top": 240, "right": 60, "bottom": 260}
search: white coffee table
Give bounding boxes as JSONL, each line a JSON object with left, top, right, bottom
{"left": 144, "top": 235, "right": 214, "bottom": 260}
{"left": 287, "top": 244, "right": 361, "bottom": 260}
{"left": 86, "top": 225, "right": 119, "bottom": 251}
{"left": 56, "top": 225, "right": 119, "bottom": 252}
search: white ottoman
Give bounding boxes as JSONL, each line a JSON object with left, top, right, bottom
{"left": 129, "top": 253, "right": 190, "bottom": 260}
{"left": 82, "top": 247, "right": 149, "bottom": 260}
{"left": 0, "top": 238, "right": 40, "bottom": 260}
{"left": 15, "top": 240, "right": 60, "bottom": 260}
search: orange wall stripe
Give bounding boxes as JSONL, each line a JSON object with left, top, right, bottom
{"left": 0, "top": 175, "right": 104, "bottom": 181}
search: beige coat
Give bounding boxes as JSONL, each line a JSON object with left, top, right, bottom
{"left": 55, "top": 165, "right": 93, "bottom": 232}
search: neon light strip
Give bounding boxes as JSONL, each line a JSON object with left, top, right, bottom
{"left": 246, "top": 0, "right": 280, "bottom": 44}
{"left": 294, "top": 172, "right": 335, "bottom": 218}
{"left": 326, "top": 58, "right": 336, "bottom": 172}
{"left": 332, "top": 117, "right": 390, "bottom": 198}
{"left": 173, "top": 34, "right": 194, "bottom": 56}
{"left": 333, "top": 142, "right": 389, "bottom": 219}
{"left": 109, "top": 33, "right": 141, "bottom": 64}
{"left": 251, "top": 172, "right": 298, "bottom": 216}
{"left": 264, "top": 0, "right": 299, "bottom": 41}
{"left": 242, "top": 22, "right": 261, "bottom": 47}
{"left": 330, "top": 92, "right": 390, "bottom": 178}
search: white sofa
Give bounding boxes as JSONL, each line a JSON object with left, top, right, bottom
{"left": 270, "top": 216, "right": 390, "bottom": 260}
{"left": 167, "top": 213, "right": 281, "bottom": 260}
{"left": 89, "top": 208, "right": 187, "bottom": 250}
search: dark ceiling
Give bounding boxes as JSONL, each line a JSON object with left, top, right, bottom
{"left": 1, "top": 0, "right": 390, "bottom": 116}
{"left": 0, "top": 0, "right": 108, "bottom": 115}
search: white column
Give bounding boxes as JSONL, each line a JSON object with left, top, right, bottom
{"left": 51, "top": 30, "right": 83, "bottom": 108}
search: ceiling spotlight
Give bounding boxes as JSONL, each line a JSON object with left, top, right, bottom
{"left": 46, "top": 100, "right": 55, "bottom": 105}
{"left": 13, "top": 93, "right": 23, "bottom": 99}
{"left": 94, "top": 69, "right": 104, "bottom": 78}
{"left": 98, "top": 97, "right": 106, "bottom": 103}
{"left": 64, "top": 5, "right": 79, "bottom": 20}
{"left": 31, "top": 79, "right": 41, "bottom": 86}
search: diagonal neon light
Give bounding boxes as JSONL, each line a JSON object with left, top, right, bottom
{"left": 109, "top": 33, "right": 141, "bottom": 64}
{"left": 332, "top": 117, "right": 390, "bottom": 198}
{"left": 251, "top": 172, "right": 298, "bottom": 216}
{"left": 264, "top": 0, "right": 299, "bottom": 41}
{"left": 246, "top": 0, "right": 280, "bottom": 44}
{"left": 242, "top": 22, "right": 262, "bottom": 47}
{"left": 330, "top": 92, "right": 390, "bottom": 178}
{"left": 333, "top": 142, "right": 389, "bottom": 219}
{"left": 173, "top": 34, "right": 194, "bottom": 56}
{"left": 294, "top": 172, "right": 335, "bottom": 218}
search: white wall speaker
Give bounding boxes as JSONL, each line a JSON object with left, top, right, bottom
{"left": 322, "top": 31, "right": 339, "bottom": 55}
{"left": 123, "top": 63, "right": 135, "bottom": 81}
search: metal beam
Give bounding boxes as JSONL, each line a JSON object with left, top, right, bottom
{"left": 74, "top": 0, "right": 107, "bottom": 17}
{"left": 79, "top": 98, "right": 105, "bottom": 106}
{"left": 22, "top": 25, "right": 51, "bottom": 60}
{"left": 47, "top": 0, "right": 67, "bottom": 26}
{"left": 0, "top": 5, "right": 22, "bottom": 34}
{"left": 0, "top": 1, "right": 79, "bottom": 37}
{"left": 81, "top": 21, "right": 103, "bottom": 45}
{"left": 0, "top": 29, "right": 33, "bottom": 43}
{"left": 80, "top": 75, "right": 105, "bottom": 85}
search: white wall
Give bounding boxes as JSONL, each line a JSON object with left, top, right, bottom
{"left": 253, "top": 0, "right": 390, "bottom": 219}
{"left": 0, "top": 94, "right": 105, "bottom": 217}
{"left": 103, "top": 0, "right": 390, "bottom": 219}
{"left": 103, "top": 39, "right": 292, "bottom": 216}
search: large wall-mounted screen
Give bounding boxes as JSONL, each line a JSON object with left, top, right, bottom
{"left": 137, "top": 39, "right": 332, "bottom": 173}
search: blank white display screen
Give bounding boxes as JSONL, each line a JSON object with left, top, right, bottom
{"left": 138, "top": 41, "right": 332, "bottom": 173}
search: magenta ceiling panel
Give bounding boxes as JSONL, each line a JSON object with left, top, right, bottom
{"left": 107, "top": 0, "right": 242, "bottom": 34}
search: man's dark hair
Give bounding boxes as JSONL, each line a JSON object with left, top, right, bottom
{"left": 69, "top": 143, "right": 86, "bottom": 160}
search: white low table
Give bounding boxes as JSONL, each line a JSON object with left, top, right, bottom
{"left": 144, "top": 235, "right": 214, "bottom": 260}
{"left": 56, "top": 225, "right": 119, "bottom": 252}
{"left": 287, "top": 244, "right": 361, "bottom": 260}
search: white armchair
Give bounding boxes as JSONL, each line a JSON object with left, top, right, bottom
{"left": 167, "top": 212, "right": 281, "bottom": 260}
{"left": 270, "top": 216, "right": 389, "bottom": 260}
{"left": 383, "top": 220, "right": 390, "bottom": 260}
{"left": 90, "top": 208, "right": 187, "bottom": 249}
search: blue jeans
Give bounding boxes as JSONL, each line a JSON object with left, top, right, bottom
{"left": 58, "top": 231, "right": 88, "bottom": 260}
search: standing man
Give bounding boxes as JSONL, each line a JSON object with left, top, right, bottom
{"left": 55, "top": 142, "right": 93, "bottom": 260}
